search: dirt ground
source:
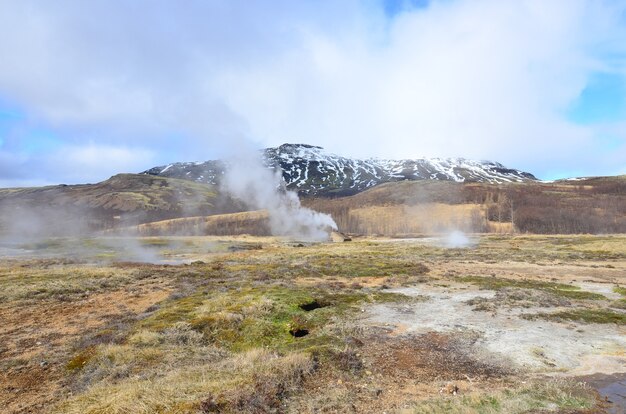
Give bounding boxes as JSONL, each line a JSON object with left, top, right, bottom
{"left": 0, "top": 276, "right": 172, "bottom": 413}
{"left": 0, "top": 234, "right": 624, "bottom": 413}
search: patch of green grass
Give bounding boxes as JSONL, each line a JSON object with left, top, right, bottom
{"left": 524, "top": 308, "right": 626, "bottom": 325}
{"left": 139, "top": 293, "right": 206, "bottom": 331}
{"left": 409, "top": 379, "right": 596, "bottom": 413}
{"left": 66, "top": 346, "right": 97, "bottom": 371}
{"left": 19, "top": 239, "right": 66, "bottom": 250}
{"left": 139, "top": 238, "right": 171, "bottom": 247}
{"left": 370, "top": 290, "right": 427, "bottom": 303}
{"left": 459, "top": 276, "right": 606, "bottom": 300}
{"left": 0, "top": 265, "right": 139, "bottom": 301}
{"left": 614, "top": 286, "right": 626, "bottom": 296}
{"left": 57, "top": 281, "right": 405, "bottom": 412}
{"left": 138, "top": 284, "right": 414, "bottom": 352}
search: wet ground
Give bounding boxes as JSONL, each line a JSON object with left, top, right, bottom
{"left": 582, "top": 373, "right": 626, "bottom": 414}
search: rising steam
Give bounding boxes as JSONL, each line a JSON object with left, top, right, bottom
{"left": 443, "top": 230, "right": 476, "bottom": 248}
{"left": 221, "top": 152, "right": 337, "bottom": 241}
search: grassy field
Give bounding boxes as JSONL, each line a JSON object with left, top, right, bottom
{"left": 1, "top": 234, "right": 624, "bottom": 413}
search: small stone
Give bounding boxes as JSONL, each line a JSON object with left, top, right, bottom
{"left": 365, "top": 370, "right": 372, "bottom": 376}
{"left": 337, "top": 379, "right": 343, "bottom": 385}
{"left": 440, "top": 382, "right": 459, "bottom": 395}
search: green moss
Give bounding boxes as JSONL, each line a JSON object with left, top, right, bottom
{"left": 139, "top": 238, "right": 171, "bottom": 247}
{"left": 370, "top": 291, "right": 424, "bottom": 303}
{"left": 136, "top": 283, "right": 415, "bottom": 353}
{"left": 614, "top": 286, "right": 626, "bottom": 296}
{"left": 19, "top": 239, "right": 65, "bottom": 250}
{"left": 409, "top": 379, "right": 596, "bottom": 413}
{"left": 459, "top": 276, "right": 606, "bottom": 300}
{"left": 139, "top": 294, "right": 206, "bottom": 331}
{"left": 66, "top": 346, "right": 97, "bottom": 371}
{"left": 524, "top": 308, "right": 626, "bottom": 325}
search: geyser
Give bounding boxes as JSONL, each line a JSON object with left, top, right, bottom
{"left": 221, "top": 151, "right": 337, "bottom": 241}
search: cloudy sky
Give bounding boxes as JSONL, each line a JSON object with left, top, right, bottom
{"left": 0, "top": 0, "right": 625, "bottom": 186}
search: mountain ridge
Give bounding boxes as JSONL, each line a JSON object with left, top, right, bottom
{"left": 143, "top": 143, "right": 537, "bottom": 196}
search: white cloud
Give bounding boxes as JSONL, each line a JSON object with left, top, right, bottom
{"left": 0, "top": 0, "right": 624, "bottom": 184}
{"left": 0, "top": 144, "right": 155, "bottom": 187}
{"left": 215, "top": 0, "right": 626, "bottom": 176}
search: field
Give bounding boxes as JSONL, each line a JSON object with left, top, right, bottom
{"left": 1, "top": 234, "right": 625, "bottom": 413}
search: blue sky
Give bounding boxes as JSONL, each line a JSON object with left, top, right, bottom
{"left": 568, "top": 73, "right": 626, "bottom": 124}
{"left": 0, "top": 0, "right": 625, "bottom": 186}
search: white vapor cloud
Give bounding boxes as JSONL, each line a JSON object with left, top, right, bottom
{"left": 221, "top": 151, "right": 338, "bottom": 240}
{"left": 0, "top": 0, "right": 624, "bottom": 185}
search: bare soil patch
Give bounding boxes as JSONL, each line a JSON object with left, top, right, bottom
{"left": 0, "top": 282, "right": 171, "bottom": 413}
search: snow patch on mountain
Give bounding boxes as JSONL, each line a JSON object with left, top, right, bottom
{"left": 142, "top": 144, "right": 537, "bottom": 196}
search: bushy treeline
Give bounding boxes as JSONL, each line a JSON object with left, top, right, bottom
{"left": 303, "top": 177, "right": 626, "bottom": 235}
{"left": 119, "top": 211, "right": 271, "bottom": 237}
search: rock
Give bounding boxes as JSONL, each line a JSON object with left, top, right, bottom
{"left": 331, "top": 231, "right": 352, "bottom": 242}
{"left": 440, "top": 382, "right": 459, "bottom": 395}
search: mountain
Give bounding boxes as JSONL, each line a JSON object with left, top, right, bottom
{"left": 142, "top": 143, "right": 537, "bottom": 196}
{"left": 0, "top": 169, "right": 623, "bottom": 237}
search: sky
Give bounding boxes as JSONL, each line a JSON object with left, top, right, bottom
{"left": 0, "top": 0, "right": 625, "bottom": 186}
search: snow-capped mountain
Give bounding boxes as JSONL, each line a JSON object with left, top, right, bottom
{"left": 142, "top": 144, "right": 537, "bottom": 196}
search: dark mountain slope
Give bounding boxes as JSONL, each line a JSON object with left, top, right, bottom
{"left": 143, "top": 143, "right": 537, "bottom": 196}
{"left": 0, "top": 174, "right": 243, "bottom": 236}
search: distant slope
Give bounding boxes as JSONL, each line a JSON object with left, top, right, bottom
{"left": 302, "top": 175, "right": 626, "bottom": 235}
{"left": 143, "top": 143, "right": 537, "bottom": 196}
{"left": 0, "top": 174, "right": 244, "bottom": 236}
{"left": 111, "top": 210, "right": 271, "bottom": 237}
{"left": 110, "top": 175, "right": 626, "bottom": 237}
{"left": 0, "top": 166, "right": 623, "bottom": 238}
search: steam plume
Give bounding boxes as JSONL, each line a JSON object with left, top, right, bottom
{"left": 444, "top": 230, "right": 476, "bottom": 248}
{"left": 221, "top": 152, "right": 337, "bottom": 241}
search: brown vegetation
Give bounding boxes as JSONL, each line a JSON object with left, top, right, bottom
{"left": 0, "top": 174, "right": 246, "bottom": 235}
{"left": 1, "top": 174, "right": 624, "bottom": 237}
{"left": 114, "top": 210, "right": 271, "bottom": 237}
{"left": 303, "top": 176, "right": 626, "bottom": 235}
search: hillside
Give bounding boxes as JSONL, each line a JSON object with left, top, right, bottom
{"left": 111, "top": 210, "right": 271, "bottom": 237}
{"left": 0, "top": 174, "right": 244, "bottom": 236}
{"left": 116, "top": 176, "right": 626, "bottom": 237}
{"left": 0, "top": 169, "right": 623, "bottom": 238}
{"left": 143, "top": 143, "right": 537, "bottom": 196}
{"left": 302, "top": 175, "right": 626, "bottom": 235}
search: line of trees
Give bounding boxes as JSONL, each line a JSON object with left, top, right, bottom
{"left": 304, "top": 179, "right": 626, "bottom": 235}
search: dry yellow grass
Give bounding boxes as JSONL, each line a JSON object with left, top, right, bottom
{"left": 114, "top": 210, "right": 270, "bottom": 236}
{"left": 54, "top": 349, "right": 312, "bottom": 414}
{"left": 348, "top": 203, "right": 487, "bottom": 235}
{"left": 3, "top": 234, "right": 623, "bottom": 413}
